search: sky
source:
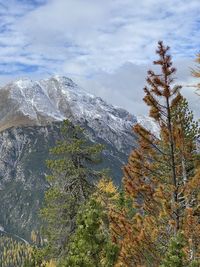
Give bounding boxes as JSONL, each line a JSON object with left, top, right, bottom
{"left": 0, "top": 0, "right": 200, "bottom": 116}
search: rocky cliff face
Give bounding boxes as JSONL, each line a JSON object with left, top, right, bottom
{"left": 0, "top": 122, "right": 136, "bottom": 241}
{"left": 0, "top": 76, "right": 140, "bottom": 241}
{"left": 0, "top": 124, "right": 59, "bottom": 240}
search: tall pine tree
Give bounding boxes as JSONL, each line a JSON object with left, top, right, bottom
{"left": 110, "top": 42, "right": 200, "bottom": 266}
{"left": 40, "top": 120, "right": 105, "bottom": 262}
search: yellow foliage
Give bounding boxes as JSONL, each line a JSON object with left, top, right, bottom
{"left": 43, "top": 259, "right": 57, "bottom": 267}
{"left": 95, "top": 178, "right": 120, "bottom": 212}
{"left": 0, "top": 233, "right": 34, "bottom": 266}
{"left": 97, "top": 178, "right": 119, "bottom": 200}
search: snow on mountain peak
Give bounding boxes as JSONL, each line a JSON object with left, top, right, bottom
{"left": 0, "top": 76, "right": 137, "bottom": 148}
{"left": 14, "top": 77, "right": 34, "bottom": 88}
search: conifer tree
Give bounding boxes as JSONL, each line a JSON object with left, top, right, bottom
{"left": 110, "top": 42, "right": 200, "bottom": 266}
{"left": 62, "top": 179, "right": 119, "bottom": 267}
{"left": 160, "top": 232, "right": 200, "bottom": 267}
{"left": 160, "top": 232, "right": 186, "bottom": 267}
{"left": 40, "top": 120, "right": 104, "bottom": 262}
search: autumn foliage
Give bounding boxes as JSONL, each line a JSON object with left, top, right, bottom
{"left": 110, "top": 42, "right": 200, "bottom": 266}
{"left": 6, "top": 42, "right": 200, "bottom": 267}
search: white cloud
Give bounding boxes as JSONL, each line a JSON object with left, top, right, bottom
{"left": 4, "top": 0, "right": 199, "bottom": 74}
{"left": 0, "top": 0, "right": 200, "bottom": 115}
{"left": 75, "top": 58, "right": 200, "bottom": 117}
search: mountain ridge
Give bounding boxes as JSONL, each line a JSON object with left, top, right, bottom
{"left": 0, "top": 76, "right": 136, "bottom": 128}
{"left": 0, "top": 76, "right": 140, "bottom": 153}
{"left": 0, "top": 75, "right": 157, "bottom": 241}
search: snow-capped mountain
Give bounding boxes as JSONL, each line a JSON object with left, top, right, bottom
{"left": 0, "top": 75, "right": 137, "bottom": 152}
{"left": 0, "top": 75, "right": 159, "bottom": 241}
{"left": 0, "top": 76, "right": 139, "bottom": 240}
{"left": 0, "top": 75, "right": 159, "bottom": 140}
{"left": 0, "top": 76, "right": 136, "bottom": 132}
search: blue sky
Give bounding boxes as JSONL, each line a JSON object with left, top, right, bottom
{"left": 0, "top": 0, "right": 199, "bottom": 115}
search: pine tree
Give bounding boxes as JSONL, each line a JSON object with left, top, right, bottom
{"left": 62, "top": 179, "right": 119, "bottom": 267}
{"left": 40, "top": 120, "right": 105, "bottom": 262}
{"left": 110, "top": 42, "right": 200, "bottom": 266}
{"left": 160, "top": 232, "right": 186, "bottom": 267}
{"left": 160, "top": 232, "right": 200, "bottom": 267}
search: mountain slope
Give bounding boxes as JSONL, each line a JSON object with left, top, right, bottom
{"left": 0, "top": 76, "right": 137, "bottom": 152}
{"left": 0, "top": 76, "right": 140, "bottom": 241}
{"left": 0, "top": 122, "right": 135, "bottom": 241}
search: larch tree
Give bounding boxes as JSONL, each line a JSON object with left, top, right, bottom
{"left": 39, "top": 120, "right": 105, "bottom": 263}
{"left": 110, "top": 42, "right": 200, "bottom": 266}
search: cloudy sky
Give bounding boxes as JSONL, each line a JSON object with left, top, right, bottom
{"left": 0, "top": 0, "right": 200, "bottom": 116}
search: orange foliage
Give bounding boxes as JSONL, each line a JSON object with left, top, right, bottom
{"left": 110, "top": 42, "right": 200, "bottom": 266}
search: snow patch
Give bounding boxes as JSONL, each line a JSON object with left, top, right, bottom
{"left": 2, "top": 75, "right": 137, "bottom": 135}
{"left": 137, "top": 115, "right": 160, "bottom": 137}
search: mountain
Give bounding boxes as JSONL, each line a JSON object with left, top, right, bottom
{"left": 137, "top": 115, "right": 160, "bottom": 137}
{"left": 0, "top": 76, "right": 140, "bottom": 241}
{"left": 0, "top": 76, "right": 136, "bottom": 150}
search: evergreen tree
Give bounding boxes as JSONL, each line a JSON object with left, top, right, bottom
{"left": 62, "top": 179, "right": 119, "bottom": 267}
{"left": 160, "top": 232, "right": 186, "bottom": 267}
{"left": 160, "top": 232, "right": 200, "bottom": 267}
{"left": 40, "top": 120, "right": 104, "bottom": 262}
{"left": 110, "top": 42, "right": 200, "bottom": 266}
